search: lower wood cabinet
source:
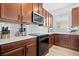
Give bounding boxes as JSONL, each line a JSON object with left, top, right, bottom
{"left": 0, "top": 38, "right": 37, "bottom": 56}
{"left": 70, "top": 35, "right": 79, "bottom": 51}
{"left": 54, "top": 34, "right": 79, "bottom": 51}
{"left": 1, "top": 47, "right": 25, "bottom": 56}
{"left": 49, "top": 34, "right": 54, "bottom": 47}
{"left": 26, "top": 43, "right": 37, "bottom": 56}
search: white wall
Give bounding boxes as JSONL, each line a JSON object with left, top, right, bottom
{"left": 53, "top": 4, "right": 79, "bottom": 32}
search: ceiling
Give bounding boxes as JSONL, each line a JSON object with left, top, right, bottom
{"left": 43, "top": 3, "right": 76, "bottom": 14}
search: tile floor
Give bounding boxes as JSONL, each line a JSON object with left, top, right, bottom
{"left": 46, "top": 45, "right": 79, "bottom": 56}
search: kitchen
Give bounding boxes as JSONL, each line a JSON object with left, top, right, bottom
{"left": 0, "top": 3, "right": 79, "bottom": 56}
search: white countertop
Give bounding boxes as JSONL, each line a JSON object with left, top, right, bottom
{"left": 46, "top": 32, "right": 79, "bottom": 35}
{"left": 0, "top": 35, "right": 37, "bottom": 45}
{"left": 52, "top": 32, "right": 79, "bottom": 35}
{"left": 0, "top": 32, "right": 79, "bottom": 45}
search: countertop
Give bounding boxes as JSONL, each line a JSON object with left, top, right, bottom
{"left": 0, "top": 32, "right": 79, "bottom": 45}
{"left": 0, "top": 35, "right": 37, "bottom": 45}
{"left": 52, "top": 32, "right": 79, "bottom": 35}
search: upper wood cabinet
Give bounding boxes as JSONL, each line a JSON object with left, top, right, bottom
{"left": 46, "top": 11, "right": 49, "bottom": 27}
{"left": 33, "top": 3, "right": 39, "bottom": 13}
{"left": 43, "top": 9, "right": 48, "bottom": 27}
{"left": 42, "top": 8, "right": 53, "bottom": 27}
{"left": 38, "top": 3, "right": 43, "bottom": 15}
{"left": 48, "top": 14, "right": 53, "bottom": 28}
{"left": 22, "top": 3, "right": 32, "bottom": 23}
{"left": 0, "top": 3, "right": 53, "bottom": 26}
{"left": 51, "top": 15, "right": 53, "bottom": 27}
{"left": 42, "top": 8, "right": 46, "bottom": 26}
{"left": 0, "top": 3, "right": 21, "bottom": 22}
{"left": 72, "top": 7, "right": 79, "bottom": 27}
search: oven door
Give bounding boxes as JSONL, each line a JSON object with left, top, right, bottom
{"left": 38, "top": 37, "right": 49, "bottom": 56}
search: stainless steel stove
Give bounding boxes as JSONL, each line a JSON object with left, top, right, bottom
{"left": 29, "top": 33, "right": 49, "bottom": 56}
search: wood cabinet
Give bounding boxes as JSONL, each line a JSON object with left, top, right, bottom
{"left": 54, "top": 34, "right": 79, "bottom": 51}
{"left": 22, "top": 3, "right": 32, "bottom": 23}
{"left": 44, "top": 10, "right": 48, "bottom": 27}
{"left": 25, "top": 38, "right": 37, "bottom": 56}
{"left": 0, "top": 38, "right": 37, "bottom": 56}
{"left": 70, "top": 35, "right": 79, "bottom": 50}
{"left": 42, "top": 8, "right": 53, "bottom": 27}
{"left": 0, "top": 3, "right": 53, "bottom": 26}
{"left": 49, "top": 34, "right": 54, "bottom": 47}
{"left": 22, "top": 3, "right": 43, "bottom": 23}
{"left": 33, "top": 3, "right": 39, "bottom": 13}
{"left": 1, "top": 47, "right": 25, "bottom": 56}
{"left": 72, "top": 7, "right": 79, "bottom": 27}
{"left": 49, "top": 14, "right": 53, "bottom": 28}
{"left": 26, "top": 43, "right": 37, "bottom": 56}
{"left": 54, "top": 34, "right": 70, "bottom": 48}
{"left": 42, "top": 8, "right": 46, "bottom": 26}
{"left": 38, "top": 3, "right": 43, "bottom": 15}
{"left": 46, "top": 11, "right": 49, "bottom": 27}
{"left": 48, "top": 13, "right": 53, "bottom": 28}
{"left": 0, "top": 3, "right": 21, "bottom": 22}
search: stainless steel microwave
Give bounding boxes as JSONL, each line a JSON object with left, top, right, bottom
{"left": 32, "top": 12, "right": 44, "bottom": 26}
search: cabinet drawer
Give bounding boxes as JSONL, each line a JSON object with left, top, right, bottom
{"left": 70, "top": 35, "right": 79, "bottom": 39}
{"left": 1, "top": 47, "right": 25, "bottom": 56}
{"left": 0, "top": 40, "right": 25, "bottom": 54}
{"left": 24, "top": 38, "right": 36, "bottom": 45}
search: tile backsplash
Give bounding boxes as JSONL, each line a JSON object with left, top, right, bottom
{"left": 24, "top": 24, "right": 49, "bottom": 34}
{"left": 0, "top": 22, "right": 20, "bottom": 38}
{"left": 0, "top": 22, "right": 49, "bottom": 38}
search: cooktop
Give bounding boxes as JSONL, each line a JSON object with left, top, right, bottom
{"left": 29, "top": 33, "right": 49, "bottom": 36}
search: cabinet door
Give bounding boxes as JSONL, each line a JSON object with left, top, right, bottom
{"left": 72, "top": 7, "right": 79, "bottom": 27}
{"left": 54, "top": 34, "right": 60, "bottom": 46}
{"left": 46, "top": 11, "right": 49, "bottom": 27}
{"left": 26, "top": 43, "right": 37, "bottom": 56}
{"left": 49, "top": 35, "right": 52, "bottom": 47}
{"left": 1, "top": 47, "right": 25, "bottom": 56}
{"left": 48, "top": 14, "right": 51, "bottom": 27}
{"left": 1, "top": 3, "right": 21, "bottom": 22}
{"left": 44, "top": 10, "right": 48, "bottom": 27}
{"left": 22, "top": 3, "right": 32, "bottom": 23}
{"left": 49, "top": 35, "right": 54, "bottom": 47}
{"left": 54, "top": 34, "right": 67, "bottom": 47}
{"left": 48, "top": 14, "right": 53, "bottom": 28}
{"left": 42, "top": 8, "right": 46, "bottom": 26}
{"left": 50, "top": 15, "right": 53, "bottom": 27}
{"left": 52, "top": 35, "right": 54, "bottom": 45}
{"left": 70, "top": 37, "right": 79, "bottom": 51}
{"left": 38, "top": 3, "right": 43, "bottom": 15}
{"left": 33, "top": 3, "right": 39, "bottom": 13}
